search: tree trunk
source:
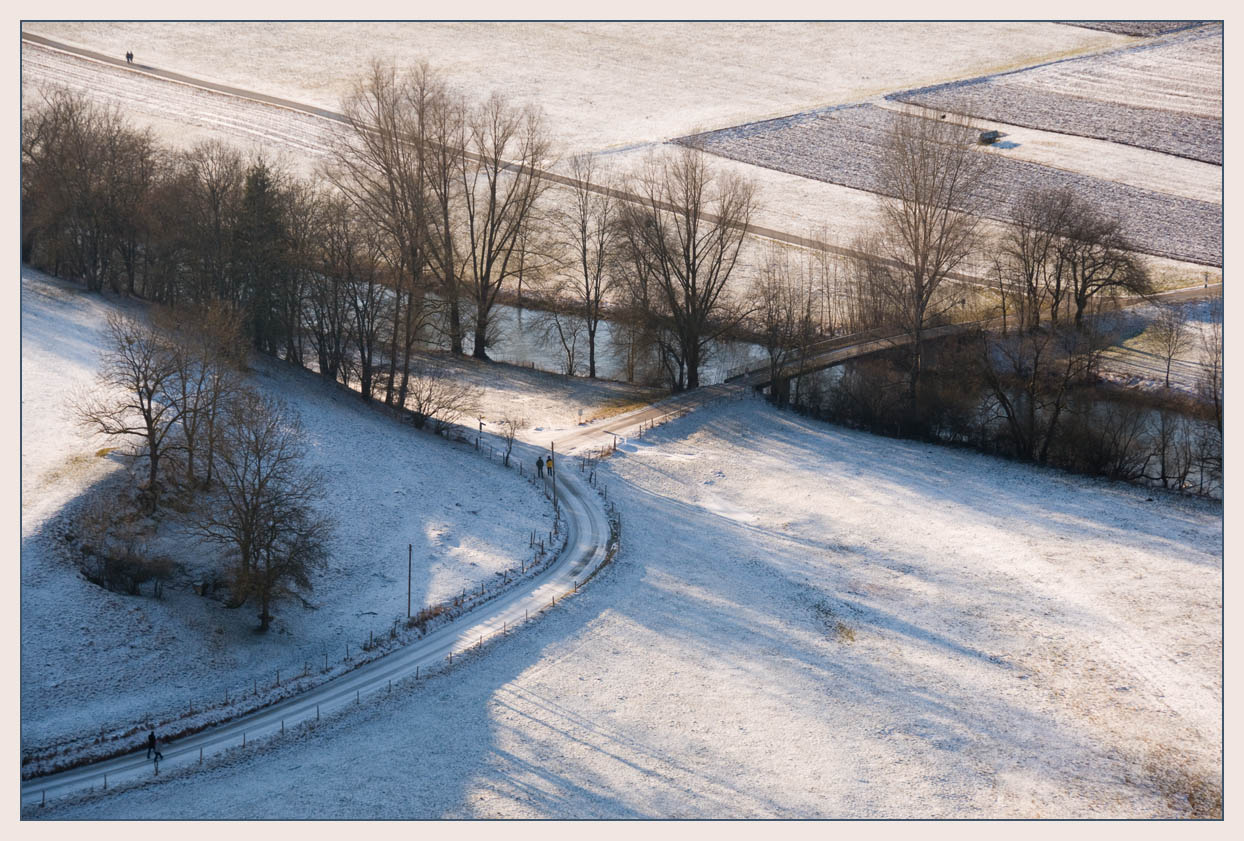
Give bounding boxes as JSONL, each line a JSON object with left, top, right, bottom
{"left": 472, "top": 316, "right": 489, "bottom": 361}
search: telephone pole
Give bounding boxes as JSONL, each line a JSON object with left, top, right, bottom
{"left": 407, "top": 544, "right": 412, "bottom": 618}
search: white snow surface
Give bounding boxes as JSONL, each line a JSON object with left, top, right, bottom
{"left": 24, "top": 22, "right": 1129, "bottom": 155}
{"left": 21, "top": 267, "right": 554, "bottom": 754}
{"left": 32, "top": 398, "right": 1221, "bottom": 818}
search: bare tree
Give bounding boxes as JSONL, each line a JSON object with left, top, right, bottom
{"left": 403, "top": 366, "right": 482, "bottom": 433}
{"left": 197, "top": 390, "right": 331, "bottom": 632}
{"left": 554, "top": 154, "right": 618, "bottom": 378}
{"left": 537, "top": 308, "right": 586, "bottom": 376}
{"left": 74, "top": 312, "right": 181, "bottom": 508}
{"left": 870, "top": 111, "right": 985, "bottom": 399}
{"left": 618, "top": 145, "right": 756, "bottom": 391}
{"left": 1151, "top": 302, "right": 1191, "bottom": 388}
{"left": 421, "top": 83, "right": 469, "bottom": 354}
{"left": 326, "top": 61, "right": 435, "bottom": 405}
{"left": 1061, "top": 203, "right": 1151, "bottom": 330}
{"left": 152, "top": 300, "right": 246, "bottom": 487}
{"left": 181, "top": 140, "right": 245, "bottom": 305}
{"left": 498, "top": 413, "right": 527, "bottom": 467}
{"left": 459, "top": 93, "right": 552, "bottom": 360}
{"left": 977, "top": 324, "right": 1108, "bottom": 464}
{"left": 1001, "top": 187, "right": 1077, "bottom": 331}
{"left": 748, "top": 242, "right": 818, "bottom": 406}
{"left": 1197, "top": 292, "right": 1223, "bottom": 431}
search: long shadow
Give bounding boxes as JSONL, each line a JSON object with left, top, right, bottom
{"left": 31, "top": 391, "right": 1218, "bottom": 818}
{"left": 722, "top": 405, "right": 1221, "bottom": 565}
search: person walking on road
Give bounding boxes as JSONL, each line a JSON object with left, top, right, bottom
{"left": 546, "top": 455, "right": 554, "bottom": 475}
{"left": 152, "top": 733, "right": 164, "bottom": 762}
{"left": 536, "top": 456, "right": 544, "bottom": 478}
{"left": 125, "top": 51, "right": 133, "bottom": 64}
{"left": 146, "top": 730, "right": 156, "bottom": 759}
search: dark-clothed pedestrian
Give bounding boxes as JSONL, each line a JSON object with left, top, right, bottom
{"left": 146, "top": 730, "right": 156, "bottom": 759}
{"left": 536, "top": 456, "right": 544, "bottom": 478}
{"left": 152, "top": 734, "right": 164, "bottom": 762}
{"left": 125, "top": 51, "right": 133, "bottom": 64}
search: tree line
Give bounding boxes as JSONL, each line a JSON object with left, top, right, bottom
{"left": 23, "top": 63, "right": 767, "bottom": 396}
{"left": 25, "top": 70, "right": 1219, "bottom": 500}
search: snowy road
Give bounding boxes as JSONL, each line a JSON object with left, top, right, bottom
{"left": 19, "top": 379, "right": 755, "bottom": 807}
{"left": 20, "top": 434, "right": 611, "bottom": 807}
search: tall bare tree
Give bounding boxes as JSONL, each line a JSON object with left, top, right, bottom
{"left": 1001, "top": 187, "right": 1076, "bottom": 331}
{"left": 197, "top": 390, "right": 331, "bottom": 632}
{"left": 459, "top": 93, "right": 551, "bottom": 360}
{"left": 618, "top": 146, "right": 756, "bottom": 391}
{"left": 1061, "top": 204, "right": 1150, "bottom": 330}
{"left": 1197, "top": 292, "right": 1223, "bottom": 431}
{"left": 749, "top": 242, "right": 819, "bottom": 405}
{"left": 1151, "top": 302, "right": 1191, "bottom": 388}
{"left": 74, "top": 312, "right": 181, "bottom": 508}
{"left": 553, "top": 154, "right": 618, "bottom": 378}
{"left": 326, "top": 61, "right": 434, "bottom": 405}
{"left": 869, "top": 111, "right": 985, "bottom": 399}
{"left": 153, "top": 300, "right": 246, "bottom": 487}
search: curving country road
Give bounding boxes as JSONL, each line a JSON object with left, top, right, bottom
{"left": 19, "top": 378, "right": 751, "bottom": 808}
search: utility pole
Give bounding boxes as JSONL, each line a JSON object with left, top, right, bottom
{"left": 407, "top": 544, "right": 412, "bottom": 619}
{"left": 550, "top": 441, "right": 557, "bottom": 508}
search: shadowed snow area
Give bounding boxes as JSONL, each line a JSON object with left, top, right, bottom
{"left": 36, "top": 398, "right": 1221, "bottom": 818}
{"left": 21, "top": 267, "right": 553, "bottom": 754}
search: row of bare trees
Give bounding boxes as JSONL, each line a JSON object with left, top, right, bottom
{"left": 25, "top": 72, "right": 770, "bottom": 396}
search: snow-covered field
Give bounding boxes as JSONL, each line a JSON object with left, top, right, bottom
{"left": 22, "top": 33, "right": 1221, "bottom": 288}
{"left": 32, "top": 398, "right": 1222, "bottom": 818}
{"left": 892, "top": 24, "right": 1222, "bottom": 164}
{"left": 20, "top": 267, "right": 556, "bottom": 754}
{"left": 879, "top": 100, "right": 1222, "bottom": 205}
{"left": 682, "top": 103, "right": 1221, "bottom": 266}
{"left": 24, "top": 21, "right": 1129, "bottom": 155}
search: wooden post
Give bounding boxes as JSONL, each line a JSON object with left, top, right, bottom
{"left": 281, "top": 719, "right": 285, "bottom": 734}
{"left": 408, "top": 544, "right": 412, "bottom": 619}
{"left": 199, "top": 747, "right": 203, "bottom": 764}
{"left": 243, "top": 732, "right": 246, "bottom": 747}
{"left": 316, "top": 704, "right": 320, "bottom": 721}
{"left": 104, "top": 774, "right": 107, "bottom": 789}
{"left": 276, "top": 669, "right": 280, "bottom": 686}
{"left": 416, "top": 665, "right": 420, "bottom": 679}
{"left": 356, "top": 689, "right": 360, "bottom": 703}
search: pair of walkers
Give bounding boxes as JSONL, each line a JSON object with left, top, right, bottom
{"left": 536, "top": 455, "right": 554, "bottom": 478}
{"left": 145, "top": 730, "right": 164, "bottom": 762}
